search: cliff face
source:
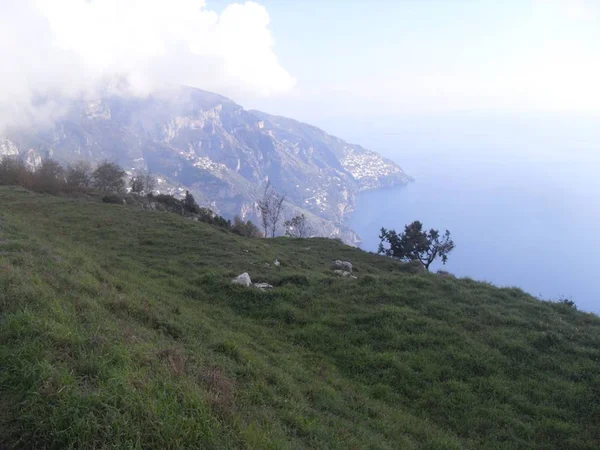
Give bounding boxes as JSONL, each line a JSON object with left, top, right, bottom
{"left": 0, "top": 86, "right": 411, "bottom": 243}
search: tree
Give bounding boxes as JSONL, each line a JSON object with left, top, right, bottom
{"left": 35, "top": 159, "right": 65, "bottom": 193}
{"left": 232, "top": 216, "right": 263, "bottom": 238}
{"left": 182, "top": 190, "right": 199, "bottom": 214}
{"left": 92, "top": 161, "right": 126, "bottom": 193}
{"left": 0, "top": 156, "right": 31, "bottom": 187}
{"left": 257, "top": 181, "right": 285, "bottom": 238}
{"left": 66, "top": 161, "right": 93, "bottom": 191}
{"left": 378, "top": 220, "right": 455, "bottom": 271}
{"left": 130, "top": 171, "right": 157, "bottom": 195}
{"left": 284, "top": 214, "right": 314, "bottom": 238}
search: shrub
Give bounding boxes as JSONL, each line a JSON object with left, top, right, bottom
{"left": 558, "top": 296, "right": 576, "bottom": 309}
{"left": 92, "top": 161, "right": 126, "bottom": 193}
{"left": 183, "top": 190, "right": 200, "bottom": 214}
{"left": 437, "top": 270, "right": 455, "bottom": 278}
{"left": 34, "top": 159, "right": 66, "bottom": 194}
{"left": 102, "top": 194, "right": 125, "bottom": 204}
{"left": 284, "top": 214, "right": 314, "bottom": 238}
{"left": 130, "top": 171, "right": 157, "bottom": 195}
{"left": 195, "top": 207, "right": 231, "bottom": 229}
{"left": 66, "top": 161, "right": 93, "bottom": 192}
{"left": 0, "top": 156, "right": 33, "bottom": 188}
{"left": 232, "top": 216, "right": 263, "bottom": 238}
{"left": 151, "top": 194, "right": 183, "bottom": 213}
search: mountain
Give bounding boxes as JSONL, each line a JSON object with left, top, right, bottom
{"left": 0, "top": 87, "right": 411, "bottom": 243}
{"left": 1, "top": 186, "right": 599, "bottom": 449}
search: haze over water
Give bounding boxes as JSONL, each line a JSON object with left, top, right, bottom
{"left": 331, "top": 114, "right": 600, "bottom": 313}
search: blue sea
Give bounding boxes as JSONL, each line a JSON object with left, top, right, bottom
{"left": 325, "top": 114, "right": 600, "bottom": 313}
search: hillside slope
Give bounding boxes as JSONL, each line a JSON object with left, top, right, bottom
{"left": 0, "top": 187, "right": 599, "bottom": 449}
{"left": 0, "top": 86, "right": 411, "bottom": 243}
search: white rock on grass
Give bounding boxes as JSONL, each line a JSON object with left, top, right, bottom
{"left": 231, "top": 272, "right": 252, "bottom": 287}
{"left": 333, "top": 269, "right": 356, "bottom": 279}
{"left": 254, "top": 282, "right": 274, "bottom": 291}
{"left": 333, "top": 260, "right": 352, "bottom": 272}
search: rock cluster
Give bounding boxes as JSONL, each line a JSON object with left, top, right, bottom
{"left": 231, "top": 273, "right": 273, "bottom": 291}
{"left": 333, "top": 260, "right": 353, "bottom": 272}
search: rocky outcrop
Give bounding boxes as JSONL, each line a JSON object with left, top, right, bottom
{"left": 333, "top": 260, "right": 353, "bottom": 272}
{"left": 333, "top": 270, "right": 357, "bottom": 279}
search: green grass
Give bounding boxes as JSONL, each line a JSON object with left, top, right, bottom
{"left": 0, "top": 185, "right": 599, "bottom": 449}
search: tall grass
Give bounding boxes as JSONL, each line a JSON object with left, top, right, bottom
{"left": 0, "top": 186, "right": 599, "bottom": 449}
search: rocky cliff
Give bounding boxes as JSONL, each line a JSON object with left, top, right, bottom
{"left": 0, "top": 86, "right": 411, "bottom": 243}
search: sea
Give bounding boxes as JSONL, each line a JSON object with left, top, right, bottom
{"left": 325, "top": 113, "right": 600, "bottom": 313}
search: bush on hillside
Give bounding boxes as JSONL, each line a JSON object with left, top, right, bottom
{"left": 130, "top": 171, "right": 157, "bottom": 195}
{"left": 33, "top": 159, "right": 66, "bottom": 194}
{"left": 558, "top": 296, "right": 576, "bottom": 309}
{"left": 92, "top": 161, "right": 126, "bottom": 193}
{"left": 66, "top": 161, "right": 93, "bottom": 192}
{"left": 102, "top": 194, "right": 125, "bottom": 204}
{"left": 183, "top": 190, "right": 200, "bottom": 214}
{"left": 196, "top": 207, "right": 231, "bottom": 229}
{"left": 0, "top": 156, "right": 33, "bottom": 188}
{"left": 232, "top": 216, "right": 263, "bottom": 238}
{"left": 284, "top": 214, "right": 314, "bottom": 238}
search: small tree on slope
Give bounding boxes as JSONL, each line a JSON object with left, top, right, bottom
{"left": 258, "top": 181, "right": 285, "bottom": 238}
{"left": 92, "top": 161, "right": 126, "bottom": 193}
{"left": 284, "top": 214, "right": 313, "bottom": 238}
{"left": 378, "top": 220, "right": 455, "bottom": 271}
{"left": 130, "top": 171, "right": 157, "bottom": 195}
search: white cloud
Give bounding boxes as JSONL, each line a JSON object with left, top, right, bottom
{"left": 0, "top": 0, "right": 295, "bottom": 129}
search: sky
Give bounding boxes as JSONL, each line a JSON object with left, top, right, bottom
{"left": 230, "top": 0, "right": 600, "bottom": 121}
{"left": 2, "top": 0, "right": 600, "bottom": 130}
{"left": 0, "top": 0, "right": 294, "bottom": 129}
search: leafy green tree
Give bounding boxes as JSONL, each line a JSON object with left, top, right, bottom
{"left": 92, "top": 161, "right": 126, "bottom": 193}
{"left": 378, "top": 220, "right": 455, "bottom": 271}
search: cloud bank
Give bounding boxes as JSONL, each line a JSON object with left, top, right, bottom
{"left": 0, "top": 0, "right": 295, "bottom": 129}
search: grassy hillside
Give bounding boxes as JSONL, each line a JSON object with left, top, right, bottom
{"left": 0, "top": 186, "right": 599, "bottom": 449}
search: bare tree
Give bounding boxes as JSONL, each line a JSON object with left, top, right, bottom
{"left": 284, "top": 214, "right": 314, "bottom": 238}
{"left": 129, "top": 171, "right": 157, "bottom": 195}
{"left": 66, "top": 161, "right": 93, "bottom": 191}
{"left": 258, "top": 181, "right": 286, "bottom": 238}
{"left": 142, "top": 172, "right": 157, "bottom": 194}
